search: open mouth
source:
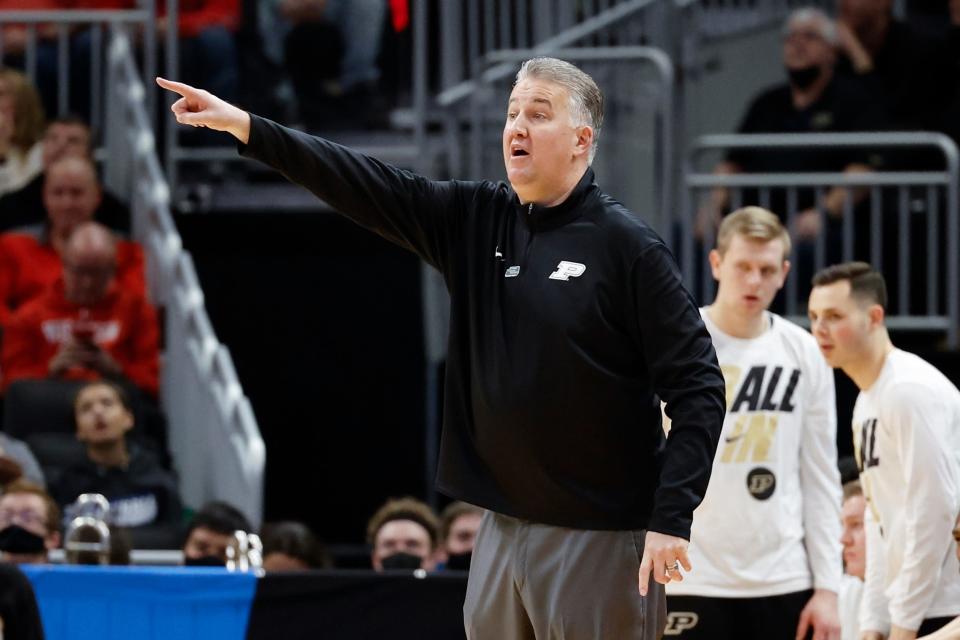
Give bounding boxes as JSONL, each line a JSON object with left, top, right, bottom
{"left": 510, "top": 148, "right": 529, "bottom": 157}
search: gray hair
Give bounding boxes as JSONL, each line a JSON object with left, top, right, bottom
{"left": 514, "top": 57, "right": 604, "bottom": 164}
{"left": 784, "top": 8, "right": 838, "bottom": 45}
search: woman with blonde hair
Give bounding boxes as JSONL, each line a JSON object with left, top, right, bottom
{"left": 0, "top": 68, "right": 45, "bottom": 196}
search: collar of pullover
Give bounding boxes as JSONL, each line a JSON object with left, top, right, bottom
{"left": 513, "top": 168, "right": 595, "bottom": 231}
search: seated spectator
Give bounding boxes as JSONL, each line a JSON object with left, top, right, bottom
{"left": 0, "top": 479, "right": 60, "bottom": 564}
{"left": 0, "top": 222, "right": 160, "bottom": 397}
{"left": 438, "top": 501, "right": 482, "bottom": 571}
{"left": 259, "top": 0, "right": 389, "bottom": 128}
{"left": 0, "top": 432, "right": 45, "bottom": 488}
{"left": 261, "top": 520, "right": 330, "bottom": 571}
{"left": 0, "top": 115, "right": 131, "bottom": 234}
{"left": 0, "top": 155, "right": 145, "bottom": 326}
{"left": 699, "top": 8, "right": 886, "bottom": 241}
{"left": 182, "top": 500, "right": 252, "bottom": 567}
{"left": 366, "top": 496, "right": 440, "bottom": 572}
{"left": 0, "top": 562, "right": 45, "bottom": 640}
{"left": 48, "top": 381, "right": 180, "bottom": 547}
{"left": 839, "top": 480, "right": 866, "bottom": 640}
{"left": 0, "top": 69, "right": 44, "bottom": 198}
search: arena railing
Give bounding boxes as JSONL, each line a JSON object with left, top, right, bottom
{"left": 105, "top": 29, "right": 265, "bottom": 525}
{"left": 0, "top": 3, "right": 157, "bottom": 136}
{"left": 680, "top": 132, "right": 959, "bottom": 349}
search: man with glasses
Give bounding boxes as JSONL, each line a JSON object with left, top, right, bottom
{"left": 1, "top": 221, "right": 159, "bottom": 397}
{"left": 0, "top": 479, "right": 61, "bottom": 564}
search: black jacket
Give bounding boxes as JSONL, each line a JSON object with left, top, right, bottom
{"left": 242, "top": 115, "right": 725, "bottom": 538}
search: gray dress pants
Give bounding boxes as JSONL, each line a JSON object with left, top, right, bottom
{"left": 464, "top": 511, "right": 667, "bottom": 640}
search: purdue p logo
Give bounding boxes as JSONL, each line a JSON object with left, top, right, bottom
{"left": 548, "top": 261, "right": 586, "bottom": 281}
{"left": 664, "top": 612, "right": 699, "bottom": 636}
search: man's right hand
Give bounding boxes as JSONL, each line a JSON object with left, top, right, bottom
{"left": 155, "top": 77, "right": 251, "bottom": 144}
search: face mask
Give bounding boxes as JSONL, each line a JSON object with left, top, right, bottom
{"left": 787, "top": 65, "right": 821, "bottom": 90}
{"left": 380, "top": 552, "right": 423, "bottom": 570}
{"left": 184, "top": 555, "right": 225, "bottom": 567}
{"left": 0, "top": 525, "right": 47, "bottom": 555}
{"left": 445, "top": 551, "right": 472, "bottom": 571}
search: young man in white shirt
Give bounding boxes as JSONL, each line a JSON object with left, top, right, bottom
{"left": 666, "top": 207, "right": 842, "bottom": 639}
{"left": 808, "top": 262, "right": 960, "bottom": 640}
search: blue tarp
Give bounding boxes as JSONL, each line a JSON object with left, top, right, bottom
{"left": 20, "top": 565, "right": 257, "bottom": 640}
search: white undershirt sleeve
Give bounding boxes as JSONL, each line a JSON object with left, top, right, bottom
{"left": 884, "top": 387, "right": 959, "bottom": 630}
{"left": 799, "top": 355, "right": 842, "bottom": 593}
{"left": 860, "top": 505, "right": 890, "bottom": 634}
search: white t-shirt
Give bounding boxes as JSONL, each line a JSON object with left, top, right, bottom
{"left": 853, "top": 349, "right": 960, "bottom": 632}
{"left": 840, "top": 573, "right": 864, "bottom": 640}
{"left": 667, "top": 309, "right": 842, "bottom": 598}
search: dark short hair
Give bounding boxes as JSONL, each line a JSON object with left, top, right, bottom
{"left": 366, "top": 497, "right": 440, "bottom": 549}
{"left": 73, "top": 380, "right": 133, "bottom": 415}
{"left": 46, "top": 114, "right": 95, "bottom": 151}
{"left": 184, "top": 501, "right": 251, "bottom": 541}
{"left": 812, "top": 262, "right": 887, "bottom": 310}
{"left": 261, "top": 520, "right": 330, "bottom": 569}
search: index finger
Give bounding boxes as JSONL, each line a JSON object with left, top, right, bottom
{"left": 637, "top": 553, "right": 652, "bottom": 596}
{"left": 156, "top": 76, "right": 198, "bottom": 98}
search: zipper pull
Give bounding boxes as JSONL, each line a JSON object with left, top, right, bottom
{"left": 528, "top": 203, "right": 534, "bottom": 215}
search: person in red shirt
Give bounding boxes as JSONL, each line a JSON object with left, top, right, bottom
{"left": 1, "top": 222, "right": 159, "bottom": 397}
{"left": 0, "top": 155, "right": 144, "bottom": 327}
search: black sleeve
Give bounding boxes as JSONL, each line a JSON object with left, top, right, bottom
{"left": 0, "top": 563, "right": 45, "bottom": 640}
{"left": 239, "top": 114, "right": 473, "bottom": 274}
{"left": 631, "top": 244, "right": 725, "bottom": 539}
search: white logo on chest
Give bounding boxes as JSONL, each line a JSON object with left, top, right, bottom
{"left": 548, "top": 261, "right": 586, "bottom": 281}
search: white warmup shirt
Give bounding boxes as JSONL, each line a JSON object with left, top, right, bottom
{"left": 853, "top": 349, "right": 960, "bottom": 633}
{"left": 667, "top": 310, "right": 842, "bottom": 598}
{"left": 839, "top": 573, "right": 864, "bottom": 640}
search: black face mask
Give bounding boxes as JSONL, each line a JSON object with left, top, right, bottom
{"left": 445, "top": 551, "right": 472, "bottom": 571}
{"left": 0, "top": 525, "right": 46, "bottom": 555}
{"left": 787, "top": 65, "right": 821, "bottom": 90}
{"left": 184, "top": 555, "right": 226, "bottom": 567}
{"left": 380, "top": 552, "right": 423, "bottom": 570}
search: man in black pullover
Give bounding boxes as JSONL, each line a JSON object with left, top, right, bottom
{"left": 158, "top": 57, "right": 725, "bottom": 640}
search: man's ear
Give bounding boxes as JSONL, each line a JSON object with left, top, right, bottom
{"left": 708, "top": 249, "right": 723, "bottom": 282}
{"left": 574, "top": 125, "right": 594, "bottom": 159}
{"left": 868, "top": 303, "right": 885, "bottom": 328}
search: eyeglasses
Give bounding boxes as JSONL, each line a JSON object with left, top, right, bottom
{"left": 0, "top": 508, "right": 47, "bottom": 530}
{"left": 784, "top": 29, "right": 826, "bottom": 43}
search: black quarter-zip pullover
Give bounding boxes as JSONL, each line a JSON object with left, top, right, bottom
{"left": 242, "top": 115, "right": 725, "bottom": 538}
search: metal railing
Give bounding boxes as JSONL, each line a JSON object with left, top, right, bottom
{"left": 0, "top": 4, "right": 157, "bottom": 134}
{"left": 681, "top": 132, "right": 959, "bottom": 348}
{"left": 106, "top": 29, "right": 266, "bottom": 525}
{"left": 436, "top": 0, "right": 664, "bottom": 108}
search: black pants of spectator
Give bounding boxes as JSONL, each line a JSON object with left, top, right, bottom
{"left": 666, "top": 590, "right": 813, "bottom": 639}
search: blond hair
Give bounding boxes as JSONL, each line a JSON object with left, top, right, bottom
{"left": 716, "top": 206, "right": 791, "bottom": 260}
{"left": 0, "top": 68, "right": 45, "bottom": 154}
